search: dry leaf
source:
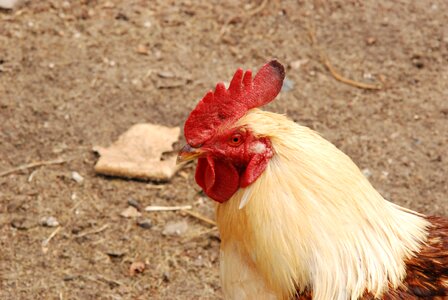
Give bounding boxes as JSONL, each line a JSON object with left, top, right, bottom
{"left": 93, "top": 123, "right": 180, "bottom": 181}
{"left": 129, "top": 261, "right": 146, "bottom": 276}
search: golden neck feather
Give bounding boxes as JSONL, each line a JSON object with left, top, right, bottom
{"left": 217, "top": 109, "right": 430, "bottom": 300}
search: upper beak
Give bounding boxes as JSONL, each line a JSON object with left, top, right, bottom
{"left": 177, "top": 144, "right": 204, "bottom": 164}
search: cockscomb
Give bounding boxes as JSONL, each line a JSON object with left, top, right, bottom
{"left": 184, "top": 60, "right": 285, "bottom": 147}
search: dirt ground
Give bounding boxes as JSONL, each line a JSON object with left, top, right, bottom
{"left": 0, "top": 1, "right": 447, "bottom": 299}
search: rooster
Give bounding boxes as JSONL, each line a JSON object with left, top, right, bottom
{"left": 178, "top": 60, "right": 448, "bottom": 300}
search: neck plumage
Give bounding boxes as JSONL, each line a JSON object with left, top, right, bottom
{"left": 216, "top": 110, "right": 430, "bottom": 300}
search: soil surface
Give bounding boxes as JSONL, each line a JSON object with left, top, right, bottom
{"left": 1, "top": 1, "right": 447, "bottom": 299}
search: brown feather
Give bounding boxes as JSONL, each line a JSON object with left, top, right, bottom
{"left": 383, "top": 216, "right": 448, "bottom": 299}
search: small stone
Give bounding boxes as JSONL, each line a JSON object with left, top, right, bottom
{"left": 361, "top": 168, "right": 372, "bottom": 178}
{"left": 63, "top": 275, "right": 77, "bottom": 281}
{"left": 120, "top": 206, "right": 142, "bottom": 218}
{"left": 71, "top": 225, "right": 83, "bottom": 234}
{"left": 193, "top": 255, "right": 204, "bottom": 267}
{"left": 129, "top": 261, "right": 145, "bottom": 276}
{"left": 281, "top": 78, "right": 294, "bottom": 92}
{"left": 366, "top": 37, "right": 376, "bottom": 45}
{"left": 106, "top": 250, "right": 126, "bottom": 258}
{"left": 363, "top": 73, "right": 373, "bottom": 80}
{"left": 290, "top": 59, "right": 309, "bottom": 70}
{"left": 11, "top": 218, "right": 37, "bottom": 230}
{"left": 441, "top": 108, "right": 448, "bottom": 115}
{"left": 157, "top": 71, "right": 175, "bottom": 78}
{"left": 411, "top": 55, "right": 424, "bottom": 69}
{"left": 162, "top": 221, "right": 188, "bottom": 236}
{"left": 390, "top": 132, "right": 400, "bottom": 139}
{"left": 40, "top": 216, "right": 59, "bottom": 227}
{"left": 127, "top": 198, "right": 142, "bottom": 211}
{"left": 103, "top": 1, "right": 114, "bottom": 8}
{"left": 136, "top": 44, "right": 149, "bottom": 55}
{"left": 115, "top": 12, "right": 129, "bottom": 21}
{"left": 137, "top": 218, "right": 152, "bottom": 229}
{"left": 0, "top": 0, "right": 21, "bottom": 9}
{"left": 71, "top": 171, "right": 84, "bottom": 184}
{"left": 162, "top": 271, "right": 170, "bottom": 282}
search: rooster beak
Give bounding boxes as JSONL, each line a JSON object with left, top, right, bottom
{"left": 177, "top": 144, "right": 204, "bottom": 164}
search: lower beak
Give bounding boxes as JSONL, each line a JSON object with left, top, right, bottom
{"left": 177, "top": 144, "right": 204, "bottom": 164}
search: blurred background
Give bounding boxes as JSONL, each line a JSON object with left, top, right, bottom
{"left": 0, "top": 1, "right": 447, "bottom": 299}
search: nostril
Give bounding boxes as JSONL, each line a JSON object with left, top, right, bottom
{"left": 182, "top": 144, "right": 193, "bottom": 152}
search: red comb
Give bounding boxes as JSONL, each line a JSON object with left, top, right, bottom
{"left": 185, "top": 60, "right": 285, "bottom": 147}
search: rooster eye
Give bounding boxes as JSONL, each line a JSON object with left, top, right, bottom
{"left": 229, "top": 133, "right": 243, "bottom": 146}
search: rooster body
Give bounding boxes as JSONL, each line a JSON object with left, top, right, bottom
{"left": 179, "top": 61, "right": 448, "bottom": 299}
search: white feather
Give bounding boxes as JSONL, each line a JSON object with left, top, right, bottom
{"left": 239, "top": 185, "right": 252, "bottom": 209}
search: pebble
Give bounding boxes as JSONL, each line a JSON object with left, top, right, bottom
{"left": 281, "top": 78, "right": 294, "bottom": 92}
{"left": 106, "top": 250, "right": 126, "bottom": 258}
{"left": 71, "top": 171, "right": 84, "bottom": 184}
{"left": 136, "top": 218, "right": 153, "bottom": 229}
{"left": 11, "top": 217, "right": 36, "bottom": 230}
{"left": 157, "top": 71, "right": 175, "bottom": 78}
{"left": 290, "top": 59, "right": 309, "bottom": 70}
{"left": 366, "top": 37, "right": 376, "bottom": 45}
{"left": 129, "top": 261, "right": 145, "bottom": 276}
{"left": 361, "top": 168, "right": 372, "bottom": 178}
{"left": 162, "top": 271, "right": 170, "bottom": 282}
{"left": 120, "top": 206, "right": 142, "bottom": 218}
{"left": 0, "top": 0, "right": 20, "bottom": 9}
{"left": 127, "top": 198, "right": 142, "bottom": 211}
{"left": 40, "top": 216, "right": 60, "bottom": 227}
{"left": 411, "top": 55, "right": 424, "bottom": 69}
{"left": 136, "top": 44, "right": 149, "bottom": 55}
{"left": 162, "top": 221, "right": 188, "bottom": 236}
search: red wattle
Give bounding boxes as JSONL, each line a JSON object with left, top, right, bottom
{"left": 240, "top": 154, "right": 269, "bottom": 188}
{"left": 195, "top": 156, "right": 240, "bottom": 203}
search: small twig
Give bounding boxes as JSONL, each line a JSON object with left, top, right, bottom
{"left": 246, "top": 0, "right": 269, "bottom": 17}
{"left": 70, "top": 200, "right": 83, "bottom": 212}
{"left": 183, "top": 210, "right": 217, "bottom": 226}
{"left": 144, "top": 205, "right": 192, "bottom": 212}
{"left": 76, "top": 224, "right": 109, "bottom": 238}
{"left": 321, "top": 55, "right": 382, "bottom": 90}
{"left": 82, "top": 275, "right": 122, "bottom": 287}
{"left": 0, "top": 158, "right": 70, "bottom": 177}
{"left": 42, "top": 226, "right": 62, "bottom": 247}
{"left": 307, "top": 26, "right": 382, "bottom": 91}
{"left": 95, "top": 275, "right": 123, "bottom": 286}
{"left": 146, "top": 184, "right": 166, "bottom": 190}
{"left": 219, "top": 0, "right": 269, "bottom": 37}
{"left": 27, "top": 169, "right": 38, "bottom": 182}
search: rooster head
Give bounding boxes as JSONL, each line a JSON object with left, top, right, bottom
{"left": 178, "top": 60, "right": 285, "bottom": 203}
